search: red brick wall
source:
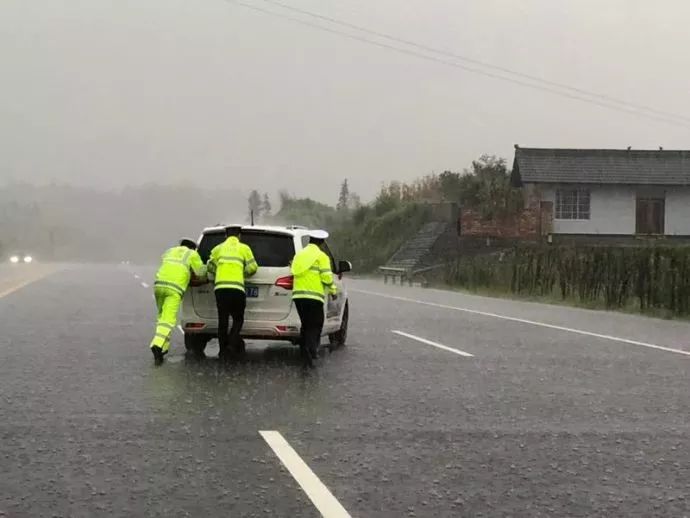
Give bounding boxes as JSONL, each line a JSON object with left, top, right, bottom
{"left": 459, "top": 201, "right": 553, "bottom": 240}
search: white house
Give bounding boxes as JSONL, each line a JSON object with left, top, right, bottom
{"left": 512, "top": 147, "right": 690, "bottom": 237}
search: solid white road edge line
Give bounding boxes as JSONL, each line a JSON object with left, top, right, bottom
{"left": 177, "top": 325, "right": 184, "bottom": 335}
{"left": 353, "top": 289, "right": 690, "bottom": 357}
{"left": 392, "top": 330, "right": 474, "bottom": 357}
{"left": 259, "top": 431, "right": 352, "bottom": 518}
{"left": 0, "top": 270, "right": 55, "bottom": 300}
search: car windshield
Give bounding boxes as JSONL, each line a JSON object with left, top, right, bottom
{"left": 198, "top": 231, "right": 295, "bottom": 267}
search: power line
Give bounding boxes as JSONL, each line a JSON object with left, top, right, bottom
{"left": 222, "top": 0, "right": 690, "bottom": 129}
{"left": 261, "top": 0, "right": 690, "bottom": 125}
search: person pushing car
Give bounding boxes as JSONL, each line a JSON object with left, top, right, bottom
{"left": 150, "top": 238, "right": 206, "bottom": 364}
{"left": 290, "top": 230, "right": 337, "bottom": 367}
{"left": 207, "top": 225, "right": 258, "bottom": 359}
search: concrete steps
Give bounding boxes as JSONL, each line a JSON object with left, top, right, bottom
{"left": 383, "top": 221, "right": 450, "bottom": 272}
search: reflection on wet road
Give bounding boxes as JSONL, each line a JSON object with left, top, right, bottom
{"left": 1, "top": 264, "right": 689, "bottom": 517}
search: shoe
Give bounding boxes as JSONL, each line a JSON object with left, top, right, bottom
{"left": 228, "top": 337, "right": 246, "bottom": 355}
{"left": 151, "top": 346, "right": 166, "bottom": 365}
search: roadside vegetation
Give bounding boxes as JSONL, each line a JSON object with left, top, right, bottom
{"left": 266, "top": 186, "right": 434, "bottom": 272}
{"left": 264, "top": 154, "right": 516, "bottom": 272}
{"left": 442, "top": 245, "right": 690, "bottom": 318}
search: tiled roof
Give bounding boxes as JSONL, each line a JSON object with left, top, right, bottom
{"left": 512, "top": 147, "right": 690, "bottom": 186}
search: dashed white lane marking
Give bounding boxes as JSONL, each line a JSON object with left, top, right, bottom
{"left": 140, "top": 282, "right": 150, "bottom": 288}
{"left": 353, "top": 289, "right": 690, "bottom": 357}
{"left": 259, "top": 431, "right": 352, "bottom": 518}
{"left": 134, "top": 274, "right": 140, "bottom": 280}
{"left": 392, "top": 330, "right": 474, "bottom": 357}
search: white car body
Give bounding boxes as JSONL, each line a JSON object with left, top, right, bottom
{"left": 179, "top": 225, "right": 350, "bottom": 352}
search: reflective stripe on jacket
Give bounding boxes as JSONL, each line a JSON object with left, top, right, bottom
{"left": 291, "top": 243, "right": 336, "bottom": 303}
{"left": 154, "top": 246, "right": 206, "bottom": 295}
{"left": 208, "top": 236, "right": 258, "bottom": 292}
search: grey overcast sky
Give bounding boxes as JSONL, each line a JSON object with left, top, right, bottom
{"left": 1, "top": 0, "right": 689, "bottom": 202}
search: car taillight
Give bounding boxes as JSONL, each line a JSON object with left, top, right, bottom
{"left": 185, "top": 323, "right": 206, "bottom": 329}
{"left": 275, "top": 275, "right": 293, "bottom": 290}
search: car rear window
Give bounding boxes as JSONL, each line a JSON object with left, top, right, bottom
{"left": 197, "top": 232, "right": 226, "bottom": 262}
{"left": 197, "top": 231, "right": 295, "bottom": 267}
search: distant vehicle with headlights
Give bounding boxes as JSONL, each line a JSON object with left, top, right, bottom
{"left": 9, "top": 253, "right": 34, "bottom": 264}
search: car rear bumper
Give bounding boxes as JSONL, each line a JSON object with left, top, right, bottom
{"left": 180, "top": 295, "right": 346, "bottom": 341}
{"left": 180, "top": 314, "right": 303, "bottom": 340}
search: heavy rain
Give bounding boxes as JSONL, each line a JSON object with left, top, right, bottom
{"left": 2, "top": 1, "right": 690, "bottom": 516}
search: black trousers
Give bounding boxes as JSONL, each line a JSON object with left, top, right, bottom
{"left": 294, "top": 299, "right": 325, "bottom": 362}
{"left": 215, "top": 289, "right": 246, "bottom": 354}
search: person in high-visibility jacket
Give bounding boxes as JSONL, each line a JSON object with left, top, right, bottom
{"left": 291, "top": 230, "right": 337, "bottom": 367}
{"left": 150, "top": 238, "right": 206, "bottom": 364}
{"left": 208, "top": 225, "right": 258, "bottom": 358}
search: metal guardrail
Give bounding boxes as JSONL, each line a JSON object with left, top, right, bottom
{"left": 379, "top": 263, "right": 445, "bottom": 287}
{"left": 379, "top": 266, "right": 410, "bottom": 285}
{"left": 379, "top": 266, "right": 408, "bottom": 273}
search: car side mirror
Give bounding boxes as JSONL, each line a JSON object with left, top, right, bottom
{"left": 337, "top": 260, "right": 352, "bottom": 275}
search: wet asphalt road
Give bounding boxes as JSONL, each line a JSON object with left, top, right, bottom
{"left": 1, "top": 264, "right": 689, "bottom": 517}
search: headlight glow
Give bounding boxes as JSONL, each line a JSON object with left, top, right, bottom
{"left": 23, "top": 256, "right": 33, "bottom": 263}
{"left": 10, "top": 256, "right": 19, "bottom": 263}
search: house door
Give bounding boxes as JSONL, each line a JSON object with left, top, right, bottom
{"left": 636, "top": 197, "right": 665, "bottom": 234}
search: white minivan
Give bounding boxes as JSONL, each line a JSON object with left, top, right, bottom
{"left": 180, "top": 225, "right": 351, "bottom": 354}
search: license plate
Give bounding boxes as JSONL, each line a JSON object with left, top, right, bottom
{"left": 246, "top": 286, "right": 259, "bottom": 298}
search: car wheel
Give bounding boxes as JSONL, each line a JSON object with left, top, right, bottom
{"left": 328, "top": 302, "right": 348, "bottom": 347}
{"left": 184, "top": 333, "right": 209, "bottom": 355}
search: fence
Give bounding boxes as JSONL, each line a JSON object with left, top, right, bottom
{"left": 444, "top": 245, "right": 690, "bottom": 317}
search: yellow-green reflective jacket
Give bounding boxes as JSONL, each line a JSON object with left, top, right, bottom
{"left": 208, "top": 236, "right": 258, "bottom": 292}
{"left": 154, "top": 246, "right": 206, "bottom": 296}
{"left": 291, "top": 243, "right": 336, "bottom": 303}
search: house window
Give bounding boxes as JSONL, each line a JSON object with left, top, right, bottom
{"left": 555, "top": 188, "right": 590, "bottom": 220}
{"left": 636, "top": 197, "right": 665, "bottom": 234}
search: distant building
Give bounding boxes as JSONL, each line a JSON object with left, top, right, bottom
{"left": 511, "top": 147, "right": 690, "bottom": 239}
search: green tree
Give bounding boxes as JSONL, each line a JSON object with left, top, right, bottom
{"left": 273, "top": 196, "right": 336, "bottom": 229}
{"left": 438, "top": 170, "right": 463, "bottom": 201}
{"left": 262, "top": 193, "right": 272, "bottom": 217}
{"left": 459, "top": 155, "right": 522, "bottom": 218}
{"left": 337, "top": 179, "right": 350, "bottom": 211}
{"left": 278, "top": 189, "right": 291, "bottom": 210}
{"left": 348, "top": 192, "right": 361, "bottom": 210}
{"left": 374, "top": 182, "right": 402, "bottom": 215}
